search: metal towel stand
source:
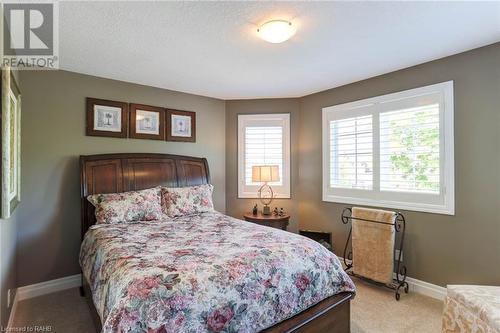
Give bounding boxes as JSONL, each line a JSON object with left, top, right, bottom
{"left": 341, "top": 207, "right": 409, "bottom": 300}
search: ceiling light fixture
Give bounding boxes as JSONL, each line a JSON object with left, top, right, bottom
{"left": 257, "top": 20, "right": 296, "bottom": 44}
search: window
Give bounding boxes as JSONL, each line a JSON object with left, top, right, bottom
{"left": 322, "top": 81, "right": 454, "bottom": 215}
{"left": 238, "top": 113, "right": 291, "bottom": 198}
{"left": 330, "top": 115, "right": 373, "bottom": 190}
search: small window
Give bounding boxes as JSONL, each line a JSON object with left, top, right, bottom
{"left": 322, "top": 81, "right": 454, "bottom": 215}
{"left": 238, "top": 114, "right": 291, "bottom": 198}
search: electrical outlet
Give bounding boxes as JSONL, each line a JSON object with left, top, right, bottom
{"left": 7, "top": 289, "right": 11, "bottom": 308}
{"left": 395, "top": 250, "right": 403, "bottom": 261}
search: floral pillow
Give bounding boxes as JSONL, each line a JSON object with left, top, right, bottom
{"left": 87, "top": 188, "right": 162, "bottom": 224}
{"left": 161, "top": 184, "right": 215, "bottom": 217}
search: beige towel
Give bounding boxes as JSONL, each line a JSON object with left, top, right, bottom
{"left": 352, "top": 207, "right": 396, "bottom": 284}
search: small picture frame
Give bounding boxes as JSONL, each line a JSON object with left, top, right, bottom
{"left": 129, "top": 103, "right": 165, "bottom": 140}
{"left": 166, "top": 109, "right": 196, "bottom": 142}
{"left": 86, "top": 98, "right": 128, "bottom": 138}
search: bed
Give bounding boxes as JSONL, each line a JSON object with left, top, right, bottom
{"left": 79, "top": 153, "right": 355, "bottom": 333}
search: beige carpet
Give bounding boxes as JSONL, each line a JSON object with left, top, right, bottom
{"left": 11, "top": 278, "right": 443, "bottom": 333}
{"left": 351, "top": 278, "right": 443, "bottom": 333}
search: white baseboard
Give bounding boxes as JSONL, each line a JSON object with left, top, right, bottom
{"left": 7, "top": 291, "right": 19, "bottom": 329}
{"left": 339, "top": 257, "right": 446, "bottom": 301}
{"left": 16, "top": 274, "right": 82, "bottom": 301}
{"left": 405, "top": 276, "right": 446, "bottom": 300}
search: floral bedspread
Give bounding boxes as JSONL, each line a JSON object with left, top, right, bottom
{"left": 79, "top": 212, "right": 355, "bottom": 333}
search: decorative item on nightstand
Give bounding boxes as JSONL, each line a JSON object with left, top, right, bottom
{"left": 252, "top": 204, "right": 258, "bottom": 215}
{"left": 252, "top": 165, "right": 279, "bottom": 215}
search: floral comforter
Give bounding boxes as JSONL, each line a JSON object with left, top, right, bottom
{"left": 79, "top": 212, "right": 355, "bottom": 333}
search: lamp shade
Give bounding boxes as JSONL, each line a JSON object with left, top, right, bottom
{"left": 252, "top": 165, "right": 280, "bottom": 183}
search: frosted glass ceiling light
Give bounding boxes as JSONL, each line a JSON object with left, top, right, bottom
{"left": 257, "top": 20, "right": 296, "bottom": 43}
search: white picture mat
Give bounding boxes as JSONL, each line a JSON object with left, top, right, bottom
{"left": 171, "top": 114, "right": 191, "bottom": 137}
{"left": 136, "top": 109, "right": 160, "bottom": 135}
{"left": 93, "top": 105, "right": 122, "bottom": 132}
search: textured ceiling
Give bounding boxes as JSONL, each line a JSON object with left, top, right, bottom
{"left": 60, "top": 1, "right": 500, "bottom": 99}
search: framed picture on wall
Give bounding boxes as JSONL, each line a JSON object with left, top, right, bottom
{"left": 86, "top": 98, "right": 128, "bottom": 138}
{"left": 166, "top": 109, "right": 196, "bottom": 142}
{"left": 129, "top": 103, "right": 165, "bottom": 140}
{"left": 1, "top": 67, "right": 21, "bottom": 219}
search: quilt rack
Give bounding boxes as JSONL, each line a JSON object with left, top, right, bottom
{"left": 341, "top": 207, "right": 409, "bottom": 300}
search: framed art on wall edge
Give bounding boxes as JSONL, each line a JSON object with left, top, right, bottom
{"left": 1, "top": 67, "right": 21, "bottom": 219}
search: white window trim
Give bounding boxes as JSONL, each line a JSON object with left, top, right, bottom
{"left": 322, "top": 81, "right": 455, "bottom": 215}
{"left": 238, "top": 113, "right": 291, "bottom": 199}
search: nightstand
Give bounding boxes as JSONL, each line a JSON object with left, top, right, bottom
{"left": 243, "top": 212, "right": 290, "bottom": 231}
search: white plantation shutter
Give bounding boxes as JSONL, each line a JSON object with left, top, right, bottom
{"left": 379, "top": 105, "right": 440, "bottom": 193}
{"left": 245, "top": 126, "right": 283, "bottom": 186}
{"left": 238, "top": 114, "right": 290, "bottom": 198}
{"left": 330, "top": 115, "right": 373, "bottom": 189}
{"left": 323, "top": 81, "right": 454, "bottom": 215}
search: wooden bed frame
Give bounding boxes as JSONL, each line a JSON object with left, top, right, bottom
{"left": 80, "top": 153, "right": 353, "bottom": 333}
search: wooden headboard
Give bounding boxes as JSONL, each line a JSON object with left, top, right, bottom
{"left": 80, "top": 153, "right": 210, "bottom": 238}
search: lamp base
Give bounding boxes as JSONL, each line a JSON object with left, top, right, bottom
{"left": 262, "top": 205, "right": 271, "bottom": 215}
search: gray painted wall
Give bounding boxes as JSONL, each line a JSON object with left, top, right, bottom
{"left": 0, "top": 211, "right": 18, "bottom": 328}
{"left": 225, "top": 99, "right": 300, "bottom": 233}
{"left": 298, "top": 43, "right": 500, "bottom": 286}
{"left": 17, "top": 70, "right": 226, "bottom": 287}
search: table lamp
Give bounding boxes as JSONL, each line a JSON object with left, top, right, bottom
{"left": 252, "top": 165, "right": 280, "bottom": 215}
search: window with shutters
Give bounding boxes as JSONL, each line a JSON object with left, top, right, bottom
{"left": 238, "top": 113, "right": 291, "bottom": 198}
{"left": 322, "top": 81, "right": 454, "bottom": 215}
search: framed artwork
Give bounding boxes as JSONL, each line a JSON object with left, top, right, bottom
{"left": 1, "top": 68, "right": 21, "bottom": 219}
{"left": 129, "top": 103, "right": 165, "bottom": 140}
{"left": 86, "top": 98, "right": 128, "bottom": 138}
{"left": 166, "top": 109, "right": 196, "bottom": 142}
